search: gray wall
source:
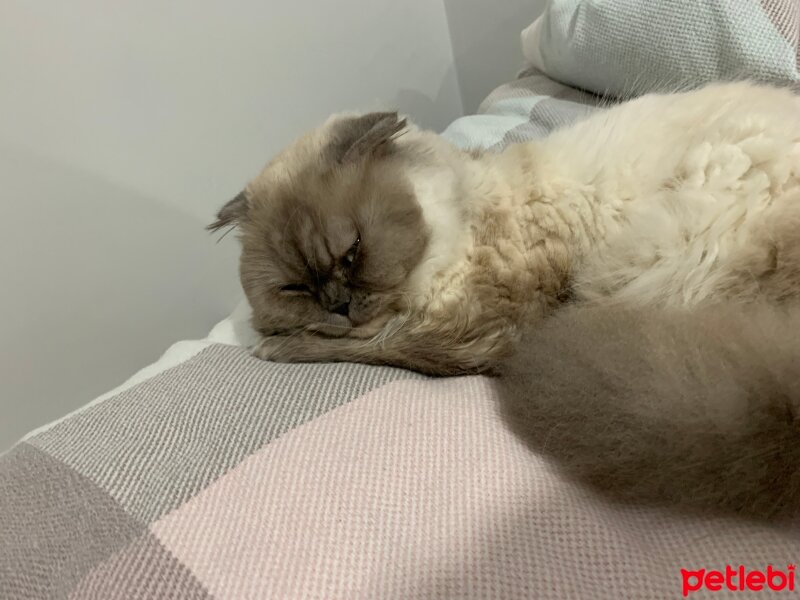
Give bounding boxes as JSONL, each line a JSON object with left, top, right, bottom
{"left": 0, "top": 0, "right": 464, "bottom": 451}
{"left": 444, "top": 0, "right": 546, "bottom": 113}
{"left": 0, "top": 0, "right": 545, "bottom": 451}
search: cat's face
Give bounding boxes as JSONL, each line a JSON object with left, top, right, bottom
{"left": 209, "top": 113, "right": 430, "bottom": 338}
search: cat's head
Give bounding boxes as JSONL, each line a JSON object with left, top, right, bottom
{"left": 209, "top": 112, "right": 463, "bottom": 338}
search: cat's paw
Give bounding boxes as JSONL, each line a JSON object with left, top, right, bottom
{"left": 251, "top": 335, "right": 291, "bottom": 362}
{"left": 251, "top": 335, "right": 326, "bottom": 364}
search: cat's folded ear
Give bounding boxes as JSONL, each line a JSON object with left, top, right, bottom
{"left": 207, "top": 191, "right": 249, "bottom": 232}
{"left": 332, "top": 112, "right": 407, "bottom": 165}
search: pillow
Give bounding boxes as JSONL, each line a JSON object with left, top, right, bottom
{"left": 521, "top": 0, "right": 800, "bottom": 98}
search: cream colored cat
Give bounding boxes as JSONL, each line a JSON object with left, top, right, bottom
{"left": 211, "top": 82, "right": 800, "bottom": 375}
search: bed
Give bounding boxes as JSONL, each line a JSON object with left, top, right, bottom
{"left": 4, "top": 2, "right": 800, "bottom": 598}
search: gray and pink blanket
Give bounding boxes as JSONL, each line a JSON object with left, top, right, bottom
{"left": 3, "top": 72, "right": 800, "bottom": 600}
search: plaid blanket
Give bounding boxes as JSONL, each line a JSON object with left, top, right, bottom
{"left": 3, "top": 73, "right": 800, "bottom": 600}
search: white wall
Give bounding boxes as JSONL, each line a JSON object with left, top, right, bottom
{"left": 444, "top": 0, "right": 546, "bottom": 113}
{"left": 0, "top": 0, "right": 463, "bottom": 450}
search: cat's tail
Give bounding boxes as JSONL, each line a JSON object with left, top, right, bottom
{"left": 494, "top": 302, "right": 800, "bottom": 520}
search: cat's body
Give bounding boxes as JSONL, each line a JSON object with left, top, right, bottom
{"left": 211, "top": 81, "right": 800, "bottom": 375}
{"left": 211, "top": 81, "right": 800, "bottom": 518}
{"left": 496, "top": 302, "right": 800, "bottom": 519}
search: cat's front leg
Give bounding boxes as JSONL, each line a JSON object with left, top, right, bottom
{"left": 252, "top": 334, "right": 356, "bottom": 365}
{"left": 252, "top": 333, "right": 426, "bottom": 371}
{"left": 252, "top": 330, "right": 501, "bottom": 376}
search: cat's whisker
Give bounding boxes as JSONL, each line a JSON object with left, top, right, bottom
{"left": 304, "top": 322, "right": 353, "bottom": 332}
{"left": 213, "top": 224, "right": 238, "bottom": 243}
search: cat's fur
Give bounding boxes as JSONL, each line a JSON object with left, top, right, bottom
{"left": 211, "top": 82, "right": 800, "bottom": 375}
{"left": 495, "top": 302, "right": 800, "bottom": 519}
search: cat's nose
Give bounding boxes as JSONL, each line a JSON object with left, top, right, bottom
{"left": 320, "top": 282, "right": 351, "bottom": 317}
{"left": 329, "top": 301, "right": 350, "bottom": 317}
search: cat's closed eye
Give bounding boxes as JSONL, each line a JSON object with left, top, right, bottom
{"left": 342, "top": 236, "right": 360, "bottom": 268}
{"left": 279, "top": 283, "right": 312, "bottom": 295}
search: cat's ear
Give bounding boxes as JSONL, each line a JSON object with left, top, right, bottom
{"left": 207, "top": 191, "right": 249, "bottom": 232}
{"left": 333, "top": 112, "right": 407, "bottom": 164}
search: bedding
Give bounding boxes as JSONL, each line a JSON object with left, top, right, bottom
{"left": 522, "top": 0, "right": 800, "bottom": 97}
{"left": 3, "top": 72, "right": 800, "bottom": 600}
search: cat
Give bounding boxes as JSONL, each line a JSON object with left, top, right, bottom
{"left": 494, "top": 301, "right": 800, "bottom": 519}
{"left": 209, "top": 82, "right": 800, "bottom": 375}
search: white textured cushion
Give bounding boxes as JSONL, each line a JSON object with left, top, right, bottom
{"left": 522, "top": 0, "right": 800, "bottom": 97}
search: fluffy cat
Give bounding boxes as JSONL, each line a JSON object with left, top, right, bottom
{"left": 210, "top": 82, "right": 800, "bottom": 375}
{"left": 495, "top": 302, "right": 800, "bottom": 519}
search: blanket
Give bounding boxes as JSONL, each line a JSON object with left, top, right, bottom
{"left": 3, "top": 71, "right": 798, "bottom": 600}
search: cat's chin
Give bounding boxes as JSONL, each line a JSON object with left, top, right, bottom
{"left": 304, "top": 314, "right": 353, "bottom": 338}
{"left": 303, "top": 310, "right": 397, "bottom": 340}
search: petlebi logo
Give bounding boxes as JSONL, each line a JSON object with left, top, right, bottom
{"left": 681, "top": 564, "right": 796, "bottom": 596}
